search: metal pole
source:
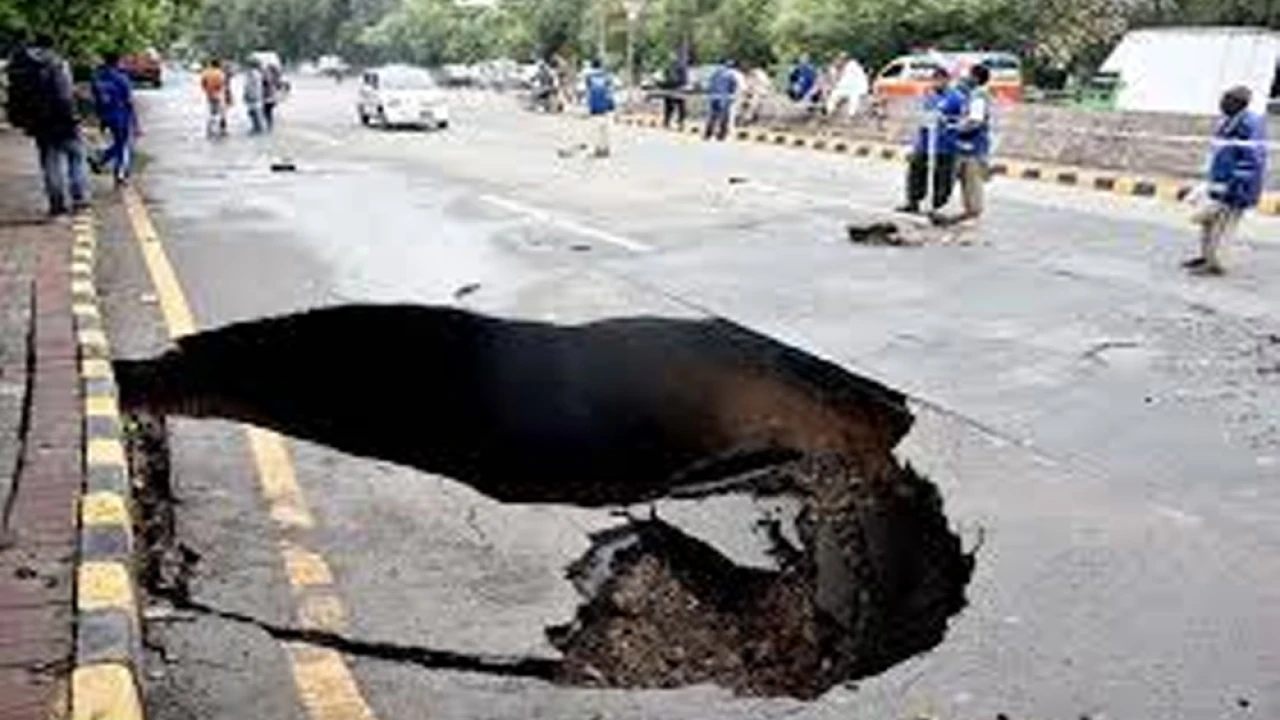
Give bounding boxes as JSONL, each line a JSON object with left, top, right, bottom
{"left": 597, "top": 0, "right": 607, "bottom": 63}
{"left": 626, "top": 16, "right": 636, "bottom": 89}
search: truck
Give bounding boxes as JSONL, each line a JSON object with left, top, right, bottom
{"left": 1100, "top": 26, "right": 1280, "bottom": 115}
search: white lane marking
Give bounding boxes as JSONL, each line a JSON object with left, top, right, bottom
{"left": 478, "top": 194, "right": 654, "bottom": 253}
{"left": 1152, "top": 504, "right": 1204, "bottom": 528}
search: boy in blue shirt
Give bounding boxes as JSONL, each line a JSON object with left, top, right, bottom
{"left": 91, "top": 51, "right": 137, "bottom": 185}
{"left": 1186, "top": 86, "right": 1268, "bottom": 276}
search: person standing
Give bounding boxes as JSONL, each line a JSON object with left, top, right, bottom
{"left": 704, "top": 60, "right": 738, "bottom": 141}
{"left": 91, "top": 51, "right": 137, "bottom": 185}
{"left": 951, "top": 63, "right": 993, "bottom": 222}
{"left": 660, "top": 52, "right": 689, "bottom": 130}
{"left": 4, "top": 33, "right": 90, "bottom": 217}
{"left": 200, "top": 58, "right": 230, "bottom": 137}
{"left": 1184, "top": 86, "right": 1267, "bottom": 276}
{"left": 242, "top": 59, "right": 266, "bottom": 135}
{"left": 583, "top": 59, "right": 615, "bottom": 158}
{"left": 788, "top": 54, "right": 819, "bottom": 108}
{"left": 262, "top": 63, "right": 283, "bottom": 131}
{"left": 897, "top": 68, "right": 964, "bottom": 216}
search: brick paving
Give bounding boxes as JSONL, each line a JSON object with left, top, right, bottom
{"left": 0, "top": 129, "right": 83, "bottom": 719}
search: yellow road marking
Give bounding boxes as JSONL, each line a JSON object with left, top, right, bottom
{"left": 298, "top": 592, "right": 348, "bottom": 631}
{"left": 72, "top": 663, "right": 144, "bottom": 720}
{"left": 122, "top": 187, "right": 380, "bottom": 720}
{"left": 282, "top": 542, "right": 336, "bottom": 586}
{"left": 1113, "top": 177, "right": 1138, "bottom": 195}
{"left": 122, "top": 187, "right": 196, "bottom": 337}
{"left": 247, "top": 427, "right": 316, "bottom": 529}
{"left": 287, "top": 646, "right": 377, "bottom": 720}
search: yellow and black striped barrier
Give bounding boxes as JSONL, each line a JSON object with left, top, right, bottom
{"left": 69, "top": 214, "right": 147, "bottom": 720}
{"left": 617, "top": 113, "right": 1280, "bottom": 216}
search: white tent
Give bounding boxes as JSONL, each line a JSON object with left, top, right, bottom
{"left": 1101, "top": 26, "right": 1280, "bottom": 115}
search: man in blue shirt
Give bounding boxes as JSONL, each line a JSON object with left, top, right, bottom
{"left": 788, "top": 55, "right": 818, "bottom": 106}
{"left": 91, "top": 51, "right": 137, "bottom": 185}
{"left": 1186, "top": 86, "right": 1268, "bottom": 276}
{"left": 953, "top": 64, "right": 993, "bottom": 222}
{"left": 584, "top": 59, "right": 615, "bottom": 158}
{"left": 897, "top": 68, "right": 964, "bottom": 216}
{"left": 704, "top": 60, "right": 738, "bottom": 141}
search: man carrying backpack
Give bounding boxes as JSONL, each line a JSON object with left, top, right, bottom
{"left": 5, "top": 34, "right": 91, "bottom": 217}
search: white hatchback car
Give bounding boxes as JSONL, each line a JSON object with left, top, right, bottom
{"left": 358, "top": 65, "right": 449, "bottom": 130}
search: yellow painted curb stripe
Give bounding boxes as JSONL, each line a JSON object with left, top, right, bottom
{"left": 82, "top": 358, "right": 114, "bottom": 380}
{"left": 81, "top": 492, "right": 130, "bottom": 527}
{"left": 77, "top": 562, "right": 135, "bottom": 612}
{"left": 123, "top": 187, "right": 196, "bottom": 338}
{"left": 71, "top": 260, "right": 94, "bottom": 276}
{"left": 71, "top": 279, "right": 96, "bottom": 297}
{"left": 73, "top": 302, "right": 101, "bottom": 319}
{"left": 87, "top": 437, "right": 127, "bottom": 468}
{"left": 78, "top": 328, "right": 109, "bottom": 350}
{"left": 86, "top": 394, "right": 121, "bottom": 418}
{"left": 1112, "top": 177, "right": 1137, "bottom": 195}
{"left": 72, "top": 663, "right": 143, "bottom": 720}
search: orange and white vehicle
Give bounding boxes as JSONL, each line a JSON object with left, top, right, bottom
{"left": 872, "top": 51, "right": 1023, "bottom": 103}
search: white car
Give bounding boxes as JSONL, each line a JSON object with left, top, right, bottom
{"left": 358, "top": 65, "right": 449, "bottom": 129}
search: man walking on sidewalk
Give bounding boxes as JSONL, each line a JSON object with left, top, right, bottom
{"left": 200, "top": 58, "right": 230, "bottom": 138}
{"left": 1183, "top": 86, "right": 1267, "bottom": 276}
{"left": 91, "top": 51, "right": 137, "bottom": 186}
{"left": 4, "top": 34, "right": 90, "bottom": 217}
{"left": 660, "top": 52, "right": 689, "bottom": 130}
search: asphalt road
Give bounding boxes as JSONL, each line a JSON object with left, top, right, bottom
{"left": 94, "top": 74, "right": 1280, "bottom": 720}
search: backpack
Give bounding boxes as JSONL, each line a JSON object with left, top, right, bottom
{"left": 5, "top": 49, "right": 66, "bottom": 134}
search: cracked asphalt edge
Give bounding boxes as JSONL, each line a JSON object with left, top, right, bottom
{"left": 69, "top": 210, "right": 148, "bottom": 720}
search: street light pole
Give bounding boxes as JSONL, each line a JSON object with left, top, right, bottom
{"left": 622, "top": 0, "right": 644, "bottom": 89}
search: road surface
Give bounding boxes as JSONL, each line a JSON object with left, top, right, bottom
{"left": 92, "top": 75, "right": 1280, "bottom": 720}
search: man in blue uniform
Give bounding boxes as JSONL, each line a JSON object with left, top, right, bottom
{"left": 1186, "top": 86, "right": 1268, "bottom": 276}
{"left": 704, "top": 60, "right": 738, "bottom": 141}
{"left": 897, "top": 68, "right": 964, "bottom": 216}
{"left": 584, "top": 59, "right": 615, "bottom": 158}
{"left": 953, "top": 63, "right": 993, "bottom": 222}
{"left": 91, "top": 51, "right": 137, "bottom": 185}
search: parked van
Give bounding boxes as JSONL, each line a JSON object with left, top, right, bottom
{"left": 873, "top": 51, "right": 1022, "bottom": 103}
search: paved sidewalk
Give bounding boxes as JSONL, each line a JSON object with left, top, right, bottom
{"left": 0, "top": 129, "right": 83, "bottom": 719}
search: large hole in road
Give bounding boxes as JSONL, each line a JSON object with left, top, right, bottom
{"left": 117, "top": 304, "right": 974, "bottom": 699}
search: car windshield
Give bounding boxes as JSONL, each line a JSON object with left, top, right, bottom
{"left": 380, "top": 69, "right": 436, "bottom": 90}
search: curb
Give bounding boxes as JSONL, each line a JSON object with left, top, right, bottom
{"left": 68, "top": 213, "right": 147, "bottom": 720}
{"left": 617, "top": 113, "right": 1280, "bottom": 217}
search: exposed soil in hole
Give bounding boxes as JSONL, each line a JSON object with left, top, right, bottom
{"left": 115, "top": 304, "right": 974, "bottom": 699}
{"left": 550, "top": 456, "right": 972, "bottom": 698}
